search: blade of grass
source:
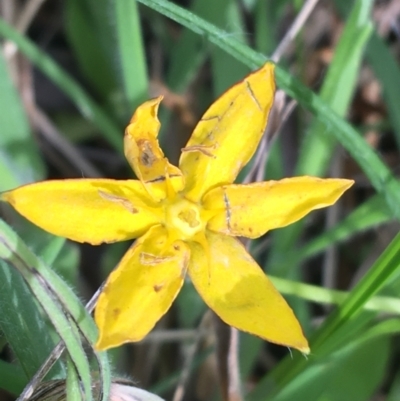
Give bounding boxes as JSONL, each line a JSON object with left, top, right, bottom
{"left": 66, "top": 357, "right": 83, "bottom": 401}
{"left": 297, "top": 0, "right": 373, "bottom": 175}
{"left": 266, "top": 323, "right": 391, "bottom": 401}
{"left": 269, "top": 275, "right": 400, "bottom": 314}
{"left": 0, "top": 221, "right": 93, "bottom": 401}
{"left": 136, "top": 0, "right": 400, "bottom": 220}
{"left": 0, "top": 218, "right": 111, "bottom": 401}
{"left": 334, "top": 0, "right": 400, "bottom": 147}
{"left": 0, "top": 260, "right": 61, "bottom": 379}
{"left": 366, "top": 32, "right": 400, "bottom": 147}
{"left": 314, "top": 231, "right": 400, "bottom": 348}
{"left": 166, "top": 0, "right": 208, "bottom": 91}
{"left": 113, "top": 0, "right": 149, "bottom": 110}
{"left": 298, "top": 194, "right": 392, "bottom": 261}
{"left": 254, "top": 0, "right": 276, "bottom": 55}
{"left": 269, "top": 0, "right": 373, "bottom": 274}
{"left": 0, "top": 45, "right": 44, "bottom": 190}
{"left": 66, "top": 0, "right": 148, "bottom": 112}
{"left": 267, "top": 229, "right": 400, "bottom": 391}
{"left": 0, "top": 18, "right": 123, "bottom": 153}
{"left": 64, "top": 0, "right": 118, "bottom": 99}
{"left": 207, "top": 0, "right": 249, "bottom": 96}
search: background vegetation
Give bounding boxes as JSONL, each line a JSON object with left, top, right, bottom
{"left": 1, "top": 0, "right": 400, "bottom": 400}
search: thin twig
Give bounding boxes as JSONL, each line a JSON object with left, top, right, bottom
{"left": 212, "top": 314, "right": 235, "bottom": 401}
{"left": 271, "top": 0, "right": 321, "bottom": 62}
{"left": 12, "top": 40, "right": 102, "bottom": 178}
{"left": 3, "top": 0, "right": 48, "bottom": 60}
{"left": 226, "top": 328, "right": 242, "bottom": 401}
{"left": 321, "top": 148, "right": 343, "bottom": 291}
{"left": 171, "top": 322, "right": 208, "bottom": 401}
{"left": 16, "top": 0, "right": 48, "bottom": 33}
{"left": 141, "top": 329, "right": 207, "bottom": 343}
{"left": 244, "top": 90, "right": 287, "bottom": 184}
{"left": 30, "top": 106, "right": 103, "bottom": 178}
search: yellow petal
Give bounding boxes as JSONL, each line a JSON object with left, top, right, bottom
{"left": 203, "top": 177, "right": 354, "bottom": 238}
{"left": 95, "top": 225, "right": 190, "bottom": 350}
{"left": 188, "top": 232, "right": 309, "bottom": 352}
{"left": 124, "top": 96, "right": 184, "bottom": 201}
{"left": 1, "top": 179, "right": 162, "bottom": 244}
{"left": 179, "top": 63, "right": 275, "bottom": 201}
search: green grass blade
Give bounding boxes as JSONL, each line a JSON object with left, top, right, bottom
{"left": 254, "top": 0, "right": 276, "bottom": 55}
{"left": 0, "top": 261, "right": 59, "bottom": 379}
{"left": 206, "top": 0, "right": 249, "bottom": 96}
{"left": 366, "top": 32, "right": 400, "bottom": 146}
{"left": 298, "top": 194, "right": 392, "bottom": 261}
{"left": 35, "top": 257, "right": 112, "bottom": 401}
{"left": 269, "top": 0, "right": 373, "bottom": 273}
{"left": 166, "top": 0, "right": 208, "bottom": 91}
{"left": 66, "top": 357, "right": 83, "bottom": 401}
{"left": 0, "top": 18, "right": 123, "bottom": 153}
{"left": 0, "top": 220, "right": 93, "bottom": 401}
{"left": 296, "top": 0, "right": 373, "bottom": 176}
{"left": 64, "top": 0, "right": 118, "bottom": 99}
{"left": 0, "top": 219, "right": 111, "bottom": 400}
{"left": 313, "top": 231, "right": 400, "bottom": 348}
{"left": 0, "top": 47, "right": 45, "bottom": 190}
{"left": 269, "top": 275, "right": 400, "bottom": 314}
{"left": 266, "top": 230, "right": 400, "bottom": 392}
{"left": 136, "top": 0, "right": 400, "bottom": 220}
{"left": 113, "top": 0, "right": 149, "bottom": 110}
{"left": 334, "top": 0, "right": 400, "bottom": 146}
{"left": 0, "top": 217, "right": 111, "bottom": 401}
{"left": 66, "top": 0, "right": 148, "bottom": 112}
{"left": 266, "top": 325, "right": 391, "bottom": 401}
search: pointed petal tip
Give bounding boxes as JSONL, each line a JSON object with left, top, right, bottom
{"left": 129, "top": 95, "right": 164, "bottom": 124}
{"left": 254, "top": 327, "right": 310, "bottom": 355}
{"left": 1, "top": 190, "right": 10, "bottom": 202}
{"left": 94, "top": 338, "right": 107, "bottom": 352}
{"left": 343, "top": 179, "right": 355, "bottom": 189}
{"left": 258, "top": 61, "right": 275, "bottom": 75}
{"left": 300, "top": 345, "right": 311, "bottom": 355}
{"left": 333, "top": 178, "right": 355, "bottom": 197}
{"left": 288, "top": 336, "right": 310, "bottom": 355}
{"left": 94, "top": 330, "right": 146, "bottom": 351}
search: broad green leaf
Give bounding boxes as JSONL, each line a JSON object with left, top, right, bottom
{"left": 0, "top": 261, "right": 59, "bottom": 379}
{"left": 0, "top": 360, "right": 26, "bottom": 395}
{"left": 271, "top": 335, "right": 389, "bottom": 401}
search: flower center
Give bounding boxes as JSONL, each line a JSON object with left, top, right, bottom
{"left": 165, "top": 197, "right": 203, "bottom": 239}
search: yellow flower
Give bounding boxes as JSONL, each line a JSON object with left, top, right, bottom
{"left": 1, "top": 63, "right": 353, "bottom": 353}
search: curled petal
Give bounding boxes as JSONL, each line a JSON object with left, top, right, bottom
{"left": 95, "top": 225, "right": 190, "bottom": 350}
{"left": 188, "top": 232, "right": 309, "bottom": 353}
{"left": 1, "top": 179, "right": 161, "bottom": 244}
{"left": 125, "top": 97, "right": 184, "bottom": 200}
{"left": 203, "top": 177, "right": 354, "bottom": 238}
{"left": 179, "top": 63, "right": 275, "bottom": 201}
